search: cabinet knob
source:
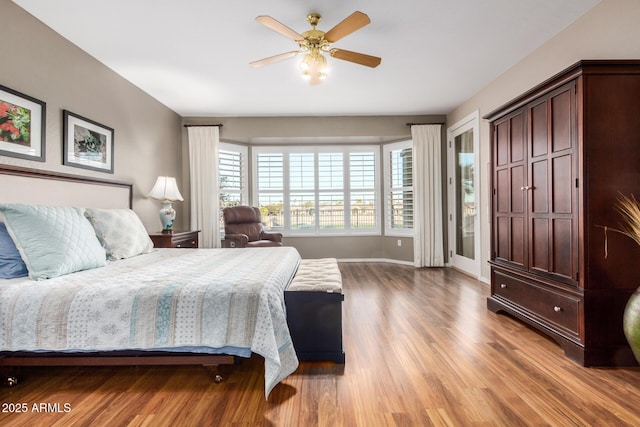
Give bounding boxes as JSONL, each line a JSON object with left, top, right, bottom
{"left": 554, "top": 306, "right": 562, "bottom": 312}
{"left": 500, "top": 283, "right": 507, "bottom": 289}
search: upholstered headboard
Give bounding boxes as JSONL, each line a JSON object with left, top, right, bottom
{"left": 0, "top": 164, "right": 132, "bottom": 209}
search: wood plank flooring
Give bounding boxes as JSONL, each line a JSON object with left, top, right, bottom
{"left": 1, "top": 263, "right": 639, "bottom": 426}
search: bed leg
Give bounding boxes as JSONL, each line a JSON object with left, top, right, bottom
{"left": 203, "top": 364, "right": 224, "bottom": 383}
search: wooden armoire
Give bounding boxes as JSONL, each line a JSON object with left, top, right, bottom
{"left": 486, "top": 60, "right": 640, "bottom": 366}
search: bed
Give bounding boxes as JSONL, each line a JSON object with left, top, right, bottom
{"left": 0, "top": 165, "right": 300, "bottom": 398}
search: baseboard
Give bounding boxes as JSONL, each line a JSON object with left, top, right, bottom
{"left": 449, "top": 265, "right": 491, "bottom": 284}
{"left": 336, "top": 258, "right": 414, "bottom": 266}
{"left": 478, "top": 275, "right": 490, "bottom": 285}
{"left": 334, "top": 258, "right": 490, "bottom": 284}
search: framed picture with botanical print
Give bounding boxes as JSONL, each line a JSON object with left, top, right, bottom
{"left": 0, "top": 84, "right": 46, "bottom": 162}
{"left": 63, "top": 110, "right": 114, "bottom": 173}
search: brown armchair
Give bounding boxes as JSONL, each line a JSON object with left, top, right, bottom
{"left": 222, "top": 206, "right": 283, "bottom": 248}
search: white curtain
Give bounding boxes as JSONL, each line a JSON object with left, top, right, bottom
{"left": 412, "top": 124, "right": 444, "bottom": 267}
{"left": 187, "top": 126, "right": 220, "bottom": 248}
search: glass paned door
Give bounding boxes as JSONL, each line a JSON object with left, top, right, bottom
{"left": 455, "top": 130, "right": 475, "bottom": 259}
{"left": 447, "top": 111, "right": 480, "bottom": 278}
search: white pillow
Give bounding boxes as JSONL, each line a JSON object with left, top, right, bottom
{"left": 84, "top": 208, "right": 154, "bottom": 260}
{"left": 0, "top": 204, "right": 107, "bottom": 280}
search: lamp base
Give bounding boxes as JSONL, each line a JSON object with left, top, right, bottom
{"left": 159, "top": 202, "right": 176, "bottom": 232}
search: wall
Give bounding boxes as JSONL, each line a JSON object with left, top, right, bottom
{"left": 447, "top": 0, "right": 640, "bottom": 282}
{"left": 183, "top": 115, "right": 445, "bottom": 261}
{"left": 0, "top": 0, "right": 183, "bottom": 230}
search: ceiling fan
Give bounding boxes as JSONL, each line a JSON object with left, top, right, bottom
{"left": 250, "top": 11, "right": 382, "bottom": 85}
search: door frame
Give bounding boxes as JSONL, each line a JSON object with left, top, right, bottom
{"left": 447, "top": 110, "right": 481, "bottom": 278}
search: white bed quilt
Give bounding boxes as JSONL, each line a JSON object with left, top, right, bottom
{"left": 0, "top": 246, "right": 301, "bottom": 397}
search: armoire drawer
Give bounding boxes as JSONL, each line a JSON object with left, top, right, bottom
{"left": 493, "top": 270, "right": 580, "bottom": 334}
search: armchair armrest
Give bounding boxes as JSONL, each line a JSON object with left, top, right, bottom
{"left": 261, "top": 231, "right": 283, "bottom": 243}
{"left": 224, "top": 233, "right": 249, "bottom": 248}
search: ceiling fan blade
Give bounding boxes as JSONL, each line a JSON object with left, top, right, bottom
{"left": 256, "top": 16, "right": 304, "bottom": 41}
{"left": 330, "top": 49, "right": 381, "bottom": 68}
{"left": 324, "top": 11, "right": 371, "bottom": 43}
{"left": 250, "top": 51, "right": 300, "bottom": 68}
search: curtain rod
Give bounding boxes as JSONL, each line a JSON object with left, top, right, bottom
{"left": 406, "top": 122, "right": 445, "bottom": 126}
{"left": 183, "top": 124, "right": 223, "bottom": 128}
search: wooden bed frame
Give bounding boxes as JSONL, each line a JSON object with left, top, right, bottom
{"left": 0, "top": 164, "right": 234, "bottom": 386}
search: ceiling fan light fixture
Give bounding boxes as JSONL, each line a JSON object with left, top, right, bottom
{"left": 317, "top": 53, "right": 328, "bottom": 69}
{"left": 299, "top": 51, "right": 329, "bottom": 82}
{"left": 318, "top": 58, "right": 329, "bottom": 80}
{"left": 300, "top": 53, "right": 313, "bottom": 71}
{"left": 251, "top": 11, "right": 380, "bottom": 84}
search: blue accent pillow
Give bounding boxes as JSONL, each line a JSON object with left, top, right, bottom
{"left": 0, "top": 222, "right": 28, "bottom": 279}
{"left": 0, "top": 204, "right": 107, "bottom": 280}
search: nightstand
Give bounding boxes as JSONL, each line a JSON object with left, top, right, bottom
{"left": 149, "top": 230, "right": 200, "bottom": 248}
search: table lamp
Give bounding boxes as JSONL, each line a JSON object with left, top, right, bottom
{"left": 147, "top": 176, "right": 184, "bottom": 232}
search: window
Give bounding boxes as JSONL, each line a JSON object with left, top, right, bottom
{"left": 219, "top": 142, "right": 248, "bottom": 229}
{"left": 290, "top": 153, "right": 314, "bottom": 231}
{"left": 253, "top": 146, "right": 380, "bottom": 235}
{"left": 350, "top": 151, "right": 377, "bottom": 230}
{"left": 384, "top": 140, "right": 413, "bottom": 236}
{"left": 256, "top": 152, "right": 284, "bottom": 231}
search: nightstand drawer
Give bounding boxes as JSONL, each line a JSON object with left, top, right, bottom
{"left": 171, "top": 234, "right": 198, "bottom": 248}
{"left": 149, "top": 230, "right": 200, "bottom": 249}
{"left": 493, "top": 270, "right": 580, "bottom": 334}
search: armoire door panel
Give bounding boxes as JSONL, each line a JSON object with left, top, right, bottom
{"left": 494, "top": 216, "right": 511, "bottom": 261}
{"left": 496, "top": 216, "right": 510, "bottom": 260}
{"left": 530, "top": 101, "right": 548, "bottom": 158}
{"left": 552, "top": 218, "right": 573, "bottom": 279}
{"left": 496, "top": 168, "right": 510, "bottom": 212}
{"left": 511, "top": 165, "right": 525, "bottom": 213}
{"left": 531, "top": 217, "right": 550, "bottom": 272}
{"left": 510, "top": 114, "right": 525, "bottom": 163}
{"left": 551, "top": 89, "right": 572, "bottom": 153}
{"left": 496, "top": 121, "right": 509, "bottom": 166}
{"left": 552, "top": 154, "right": 573, "bottom": 214}
{"left": 511, "top": 217, "right": 525, "bottom": 266}
{"left": 531, "top": 160, "right": 549, "bottom": 213}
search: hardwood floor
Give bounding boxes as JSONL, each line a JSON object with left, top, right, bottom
{"left": 1, "top": 263, "right": 639, "bottom": 426}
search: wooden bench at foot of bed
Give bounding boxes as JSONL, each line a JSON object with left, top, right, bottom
{"left": 285, "top": 258, "right": 345, "bottom": 364}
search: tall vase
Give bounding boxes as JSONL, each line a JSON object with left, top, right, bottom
{"left": 623, "top": 287, "right": 640, "bottom": 364}
{"left": 159, "top": 202, "right": 176, "bottom": 232}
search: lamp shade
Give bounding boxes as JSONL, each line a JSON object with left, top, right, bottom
{"left": 146, "top": 176, "right": 184, "bottom": 202}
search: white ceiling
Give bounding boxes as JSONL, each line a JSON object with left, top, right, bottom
{"left": 13, "top": 0, "right": 600, "bottom": 117}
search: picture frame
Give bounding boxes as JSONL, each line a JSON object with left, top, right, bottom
{"left": 63, "top": 110, "right": 114, "bottom": 174}
{"left": 0, "top": 84, "right": 46, "bottom": 162}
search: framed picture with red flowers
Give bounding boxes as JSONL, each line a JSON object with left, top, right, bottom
{"left": 0, "top": 84, "right": 46, "bottom": 162}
